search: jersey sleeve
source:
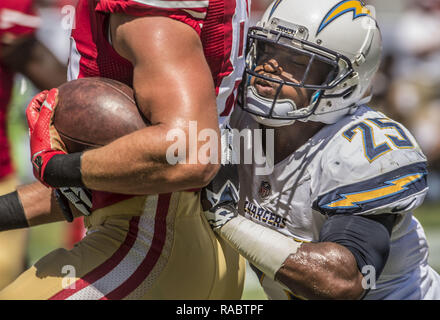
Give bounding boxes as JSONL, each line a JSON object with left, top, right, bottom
{"left": 95, "top": 0, "right": 208, "bottom": 36}
{"left": 0, "top": 0, "right": 39, "bottom": 59}
{"left": 0, "top": 0, "right": 39, "bottom": 38}
{"left": 312, "top": 117, "right": 429, "bottom": 217}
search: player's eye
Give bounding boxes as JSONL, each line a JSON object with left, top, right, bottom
{"left": 256, "top": 42, "right": 275, "bottom": 57}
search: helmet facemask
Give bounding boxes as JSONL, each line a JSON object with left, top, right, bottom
{"left": 240, "top": 22, "right": 357, "bottom": 126}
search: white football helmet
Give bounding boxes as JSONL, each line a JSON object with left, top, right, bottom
{"left": 240, "top": 0, "right": 383, "bottom": 126}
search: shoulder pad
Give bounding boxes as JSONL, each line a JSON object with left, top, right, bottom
{"left": 313, "top": 115, "right": 428, "bottom": 216}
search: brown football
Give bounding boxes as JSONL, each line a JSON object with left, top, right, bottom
{"left": 54, "top": 77, "right": 149, "bottom": 153}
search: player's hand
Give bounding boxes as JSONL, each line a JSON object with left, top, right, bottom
{"left": 202, "top": 164, "right": 239, "bottom": 230}
{"left": 204, "top": 200, "right": 238, "bottom": 230}
{"left": 26, "top": 88, "right": 66, "bottom": 186}
{"left": 60, "top": 187, "right": 92, "bottom": 216}
{"left": 54, "top": 187, "right": 92, "bottom": 222}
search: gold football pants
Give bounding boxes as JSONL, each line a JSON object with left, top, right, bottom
{"left": 0, "top": 191, "right": 244, "bottom": 299}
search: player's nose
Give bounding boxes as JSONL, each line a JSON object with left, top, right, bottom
{"left": 263, "top": 59, "right": 283, "bottom": 74}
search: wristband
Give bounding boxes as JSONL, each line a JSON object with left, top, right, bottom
{"left": 217, "top": 215, "right": 302, "bottom": 280}
{"left": 0, "top": 191, "right": 29, "bottom": 231}
{"left": 43, "top": 152, "right": 85, "bottom": 188}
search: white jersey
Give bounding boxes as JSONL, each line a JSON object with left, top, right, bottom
{"left": 231, "top": 105, "right": 440, "bottom": 300}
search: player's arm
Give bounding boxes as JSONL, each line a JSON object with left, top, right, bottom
{"left": 28, "top": 15, "right": 220, "bottom": 194}
{"left": 0, "top": 181, "right": 84, "bottom": 232}
{"left": 80, "top": 14, "right": 221, "bottom": 194}
{"left": 209, "top": 210, "right": 395, "bottom": 300}
{"left": 275, "top": 214, "right": 396, "bottom": 299}
{"left": 0, "top": 33, "right": 67, "bottom": 89}
{"left": 275, "top": 241, "right": 365, "bottom": 300}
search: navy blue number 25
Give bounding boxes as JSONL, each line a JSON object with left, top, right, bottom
{"left": 343, "top": 118, "right": 414, "bottom": 162}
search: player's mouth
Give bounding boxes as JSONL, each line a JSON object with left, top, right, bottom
{"left": 253, "top": 77, "right": 278, "bottom": 98}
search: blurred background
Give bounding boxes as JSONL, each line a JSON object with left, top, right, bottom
{"left": 2, "top": 0, "right": 439, "bottom": 300}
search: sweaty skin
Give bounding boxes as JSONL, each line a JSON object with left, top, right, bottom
{"left": 17, "top": 183, "right": 82, "bottom": 227}
{"left": 2, "top": 15, "right": 222, "bottom": 227}
{"left": 251, "top": 58, "right": 309, "bottom": 106}
{"left": 80, "top": 15, "right": 221, "bottom": 195}
{"left": 276, "top": 243, "right": 365, "bottom": 300}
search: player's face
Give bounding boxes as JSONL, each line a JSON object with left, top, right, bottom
{"left": 250, "top": 42, "right": 332, "bottom": 108}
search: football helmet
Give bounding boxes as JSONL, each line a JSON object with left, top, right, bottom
{"left": 240, "top": 0, "right": 383, "bottom": 126}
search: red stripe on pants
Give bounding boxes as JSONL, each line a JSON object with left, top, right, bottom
{"left": 102, "top": 193, "right": 172, "bottom": 300}
{"left": 49, "top": 216, "right": 140, "bottom": 300}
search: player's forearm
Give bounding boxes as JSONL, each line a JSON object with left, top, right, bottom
{"left": 23, "top": 41, "right": 67, "bottom": 90}
{"left": 275, "top": 242, "right": 365, "bottom": 300}
{"left": 216, "top": 215, "right": 364, "bottom": 300}
{"left": 0, "top": 182, "right": 66, "bottom": 232}
{"left": 81, "top": 123, "right": 220, "bottom": 195}
{"left": 17, "top": 182, "right": 67, "bottom": 226}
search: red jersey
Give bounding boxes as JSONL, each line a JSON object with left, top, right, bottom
{"left": 66, "top": 0, "right": 250, "bottom": 229}
{"left": 0, "top": 0, "right": 40, "bottom": 179}
{"left": 66, "top": 0, "right": 250, "bottom": 257}
{"left": 68, "top": 0, "right": 250, "bottom": 126}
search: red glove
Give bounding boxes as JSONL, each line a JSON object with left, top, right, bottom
{"left": 26, "top": 88, "right": 66, "bottom": 186}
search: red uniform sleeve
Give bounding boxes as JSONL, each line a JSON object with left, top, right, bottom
{"left": 95, "top": 0, "right": 208, "bottom": 36}
{"left": 0, "top": 0, "right": 39, "bottom": 38}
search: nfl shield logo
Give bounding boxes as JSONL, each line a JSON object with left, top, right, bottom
{"left": 258, "top": 181, "right": 271, "bottom": 199}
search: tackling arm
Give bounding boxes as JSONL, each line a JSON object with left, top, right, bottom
{"left": 217, "top": 215, "right": 364, "bottom": 299}
{"left": 275, "top": 241, "right": 365, "bottom": 300}
{"left": 275, "top": 214, "right": 396, "bottom": 299}
{"left": 214, "top": 211, "right": 394, "bottom": 300}
{"left": 17, "top": 182, "right": 68, "bottom": 226}
{"left": 0, "top": 181, "right": 84, "bottom": 232}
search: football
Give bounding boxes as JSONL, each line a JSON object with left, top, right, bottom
{"left": 54, "top": 77, "right": 149, "bottom": 153}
